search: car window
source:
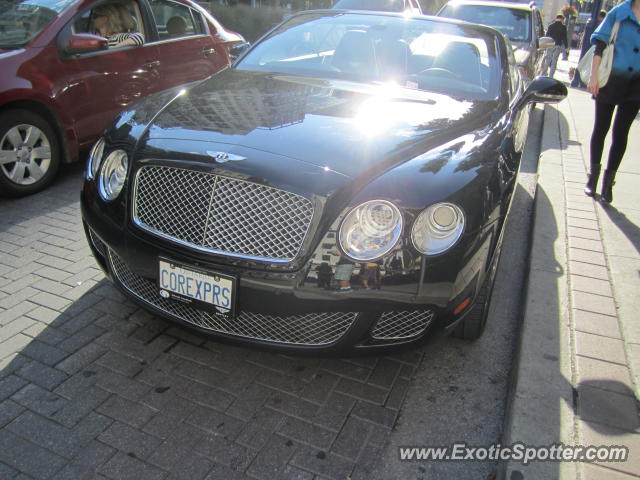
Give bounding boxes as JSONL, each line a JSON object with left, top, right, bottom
{"left": 149, "top": 0, "right": 203, "bottom": 39}
{"left": 503, "top": 37, "right": 518, "bottom": 97}
{"left": 535, "top": 10, "right": 544, "bottom": 39}
{"left": 0, "top": 0, "right": 76, "bottom": 48}
{"left": 236, "top": 12, "right": 500, "bottom": 101}
{"left": 439, "top": 5, "right": 532, "bottom": 43}
{"left": 73, "top": 0, "right": 146, "bottom": 45}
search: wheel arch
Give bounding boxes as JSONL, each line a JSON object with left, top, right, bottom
{"left": 0, "top": 99, "right": 74, "bottom": 164}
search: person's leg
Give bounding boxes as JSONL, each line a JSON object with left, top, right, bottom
{"left": 589, "top": 101, "right": 615, "bottom": 167}
{"left": 585, "top": 100, "right": 615, "bottom": 196}
{"left": 542, "top": 48, "right": 552, "bottom": 76}
{"left": 605, "top": 102, "right": 640, "bottom": 172}
{"left": 601, "top": 101, "right": 640, "bottom": 202}
{"left": 543, "top": 47, "right": 557, "bottom": 76}
{"left": 334, "top": 264, "right": 353, "bottom": 291}
{"left": 549, "top": 46, "right": 561, "bottom": 78}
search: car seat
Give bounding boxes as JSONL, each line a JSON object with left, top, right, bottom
{"left": 431, "top": 41, "right": 482, "bottom": 86}
{"left": 377, "top": 39, "right": 411, "bottom": 80}
{"left": 166, "top": 15, "right": 187, "bottom": 37}
{"left": 331, "top": 30, "right": 377, "bottom": 77}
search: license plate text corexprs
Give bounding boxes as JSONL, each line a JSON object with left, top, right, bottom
{"left": 158, "top": 259, "right": 234, "bottom": 315}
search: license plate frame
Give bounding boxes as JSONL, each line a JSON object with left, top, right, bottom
{"left": 158, "top": 258, "right": 236, "bottom": 318}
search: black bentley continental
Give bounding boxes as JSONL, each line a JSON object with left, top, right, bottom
{"left": 81, "top": 10, "right": 566, "bottom": 352}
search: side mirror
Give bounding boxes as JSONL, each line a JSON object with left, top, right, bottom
{"left": 228, "top": 41, "right": 250, "bottom": 61}
{"left": 66, "top": 33, "right": 108, "bottom": 54}
{"left": 538, "top": 36, "right": 555, "bottom": 49}
{"left": 516, "top": 75, "right": 567, "bottom": 110}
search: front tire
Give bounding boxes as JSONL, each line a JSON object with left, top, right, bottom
{"left": 452, "top": 252, "right": 498, "bottom": 341}
{"left": 0, "top": 109, "right": 60, "bottom": 197}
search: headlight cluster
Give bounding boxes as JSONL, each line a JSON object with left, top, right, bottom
{"left": 87, "top": 137, "right": 129, "bottom": 201}
{"left": 339, "top": 200, "right": 403, "bottom": 261}
{"left": 99, "top": 150, "right": 129, "bottom": 201}
{"left": 86, "top": 137, "right": 105, "bottom": 180}
{"left": 411, "top": 203, "right": 465, "bottom": 255}
{"left": 338, "top": 200, "right": 464, "bottom": 261}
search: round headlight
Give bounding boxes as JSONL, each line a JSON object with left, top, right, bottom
{"left": 411, "top": 203, "right": 465, "bottom": 255}
{"left": 99, "top": 149, "right": 129, "bottom": 201}
{"left": 86, "top": 137, "right": 105, "bottom": 180}
{"left": 339, "top": 200, "right": 403, "bottom": 261}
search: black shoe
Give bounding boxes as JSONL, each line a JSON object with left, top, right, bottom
{"left": 601, "top": 169, "right": 616, "bottom": 203}
{"left": 584, "top": 165, "right": 601, "bottom": 197}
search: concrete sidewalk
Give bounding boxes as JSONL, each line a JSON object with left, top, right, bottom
{"left": 502, "top": 50, "right": 640, "bottom": 479}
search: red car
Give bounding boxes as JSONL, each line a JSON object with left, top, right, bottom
{"left": 0, "top": 0, "right": 246, "bottom": 196}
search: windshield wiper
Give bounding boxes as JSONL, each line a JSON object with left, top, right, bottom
{"left": 0, "top": 43, "right": 24, "bottom": 50}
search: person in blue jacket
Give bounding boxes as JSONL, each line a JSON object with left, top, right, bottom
{"left": 584, "top": 0, "right": 640, "bottom": 203}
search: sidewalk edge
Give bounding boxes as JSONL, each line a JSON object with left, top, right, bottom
{"left": 498, "top": 102, "right": 577, "bottom": 480}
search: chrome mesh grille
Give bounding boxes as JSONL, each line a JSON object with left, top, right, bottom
{"left": 108, "top": 250, "right": 355, "bottom": 346}
{"left": 371, "top": 310, "right": 434, "bottom": 340}
{"left": 133, "top": 166, "right": 314, "bottom": 261}
{"left": 135, "top": 167, "right": 215, "bottom": 246}
{"left": 88, "top": 229, "right": 107, "bottom": 258}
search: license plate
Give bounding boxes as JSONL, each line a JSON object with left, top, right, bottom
{"left": 158, "top": 258, "right": 236, "bottom": 317}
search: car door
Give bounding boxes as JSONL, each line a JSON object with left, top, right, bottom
{"left": 57, "top": 0, "right": 160, "bottom": 150}
{"left": 508, "top": 42, "right": 529, "bottom": 156}
{"left": 146, "top": 0, "right": 228, "bottom": 91}
{"left": 533, "top": 9, "right": 547, "bottom": 76}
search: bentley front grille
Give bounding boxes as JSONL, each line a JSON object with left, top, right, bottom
{"left": 108, "top": 250, "right": 355, "bottom": 346}
{"left": 88, "top": 228, "right": 107, "bottom": 258}
{"left": 371, "top": 310, "right": 434, "bottom": 340}
{"left": 133, "top": 165, "right": 314, "bottom": 262}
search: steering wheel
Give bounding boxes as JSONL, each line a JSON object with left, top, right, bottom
{"left": 420, "top": 67, "right": 458, "bottom": 80}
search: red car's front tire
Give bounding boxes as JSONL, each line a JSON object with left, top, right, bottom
{"left": 0, "top": 109, "right": 61, "bottom": 197}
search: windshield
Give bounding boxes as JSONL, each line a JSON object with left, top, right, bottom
{"left": 0, "top": 0, "right": 75, "bottom": 48}
{"left": 332, "top": 0, "right": 405, "bottom": 11}
{"left": 439, "top": 5, "right": 531, "bottom": 43}
{"left": 236, "top": 12, "right": 499, "bottom": 101}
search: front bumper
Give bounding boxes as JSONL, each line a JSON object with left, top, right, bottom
{"left": 83, "top": 221, "right": 480, "bottom": 353}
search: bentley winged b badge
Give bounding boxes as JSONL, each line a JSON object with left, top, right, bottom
{"left": 206, "top": 151, "right": 247, "bottom": 163}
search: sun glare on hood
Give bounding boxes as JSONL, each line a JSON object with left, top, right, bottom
{"left": 353, "top": 83, "right": 472, "bottom": 136}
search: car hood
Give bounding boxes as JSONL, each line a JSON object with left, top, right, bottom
{"left": 140, "top": 70, "right": 497, "bottom": 180}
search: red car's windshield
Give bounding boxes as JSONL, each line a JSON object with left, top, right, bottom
{"left": 0, "top": 0, "right": 75, "bottom": 48}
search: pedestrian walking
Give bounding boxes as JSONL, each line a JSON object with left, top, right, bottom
{"left": 584, "top": 0, "right": 640, "bottom": 203}
{"left": 544, "top": 14, "right": 568, "bottom": 78}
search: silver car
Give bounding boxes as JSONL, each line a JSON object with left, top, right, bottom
{"left": 332, "top": 0, "right": 423, "bottom": 15}
{"left": 437, "top": 0, "right": 554, "bottom": 83}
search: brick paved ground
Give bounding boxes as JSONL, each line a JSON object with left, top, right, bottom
{"left": 0, "top": 164, "right": 426, "bottom": 479}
